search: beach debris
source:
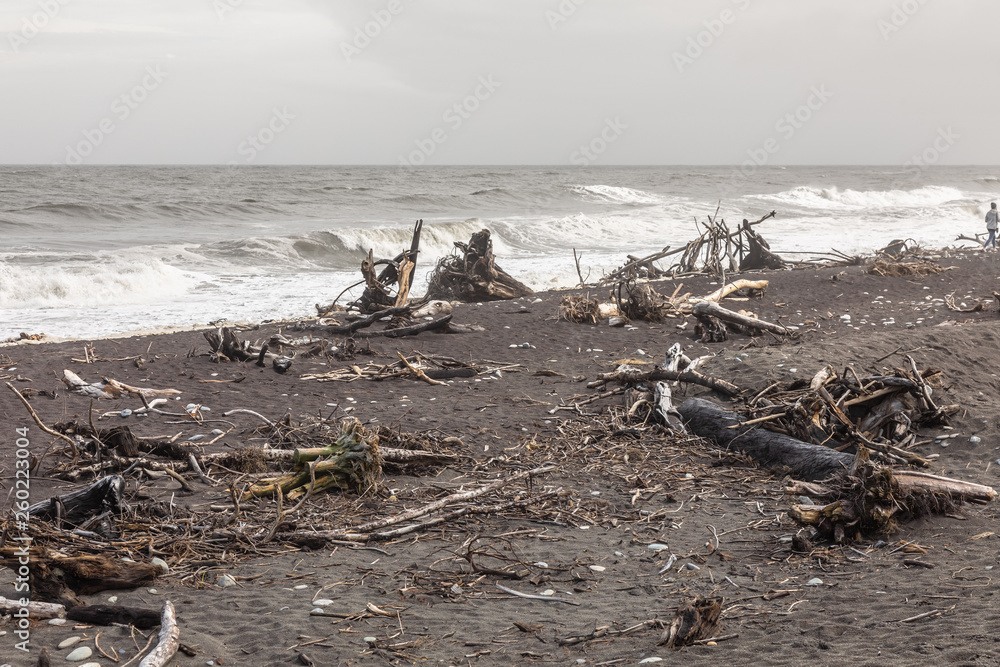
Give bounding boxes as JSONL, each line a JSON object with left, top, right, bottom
{"left": 242, "top": 418, "right": 382, "bottom": 500}
{"left": 137, "top": 601, "right": 180, "bottom": 667}
{"left": 692, "top": 300, "right": 790, "bottom": 342}
{"left": 26, "top": 474, "right": 123, "bottom": 525}
{"left": 64, "top": 604, "right": 161, "bottom": 629}
{"left": 658, "top": 596, "right": 722, "bottom": 648}
{"left": 301, "top": 352, "right": 480, "bottom": 383}
{"left": 559, "top": 295, "right": 602, "bottom": 324}
{"left": 867, "top": 258, "right": 947, "bottom": 277}
{"left": 353, "top": 219, "right": 423, "bottom": 313}
{"left": 0, "top": 595, "right": 65, "bottom": 619}
{"left": 61, "top": 369, "right": 180, "bottom": 400}
{"left": 0, "top": 546, "right": 161, "bottom": 606}
{"left": 426, "top": 228, "right": 533, "bottom": 302}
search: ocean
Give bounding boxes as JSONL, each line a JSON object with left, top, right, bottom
{"left": 1, "top": 165, "right": 998, "bottom": 341}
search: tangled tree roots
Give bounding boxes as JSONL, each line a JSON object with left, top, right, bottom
{"left": 426, "top": 229, "right": 533, "bottom": 302}
{"left": 559, "top": 295, "right": 601, "bottom": 324}
{"left": 867, "top": 259, "right": 945, "bottom": 277}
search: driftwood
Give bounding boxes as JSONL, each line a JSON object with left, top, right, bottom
{"left": 593, "top": 368, "right": 742, "bottom": 398}
{"left": 204, "top": 327, "right": 292, "bottom": 373}
{"left": 61, "top": 370, "right": 181, "bottom": 400}
{"left": 139, "top": 601, "right": 180, "bottom": 667}
{"left": 426, "top": 229, "right": 533, "bottom": 302}
{"left": 27, "top": 474, "right": 123, "bottom": 525}
{"left": 0, "top": 547, "right": 161, "bottom": 607}
{"left": 678, "top": 397, "right": 853, "bottom": 480}
{"left": 659, "top": 596, "right": 723, "bottom": 648}
{"left": 739, "top": 218, "right": 787, "bottom": 270}
{"left": 353, "top": 220, "right": 423, "bottom": 313}
{"left": 66, "top": 604, "right": 162, "bottom": 629}
{"left": 691, "top": 301, "right": 789, "bottom": 337}
{"left": 0, "top": 595, "right": 65, "bottom": 619}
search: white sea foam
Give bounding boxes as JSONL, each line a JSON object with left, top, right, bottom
{"left": 0, "top": 256, "right": 201, "bottom": 310}
{"left": 756, "top": 185, "right": 966, "bottom": 210}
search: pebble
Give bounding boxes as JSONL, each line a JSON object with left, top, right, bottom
{"left": 589, "top": 565, "right": 606, "bottom": 572}
{"left": 217, "top": 574, "right": 237, "bottom": 588}
{"left": 148, "top": 588, "right": 158, "bottom": 594}
{"left": 66, "top": 646, "right": 93, "bottom": 661}
{"left": 78, "top": 663, "right": 101, "bottom": 667}
{"left": 685, "top": 563, "right": 700, "bottom": 571}
{"left": 639, "top": 658, "right": 663, "bottom": 664}
{"left": 120, "top": 409, "right": 132, "bottom": 418}
{"left": 187, "top": 434, "right": 205, "bottom": 442}
{"left": 364, "top": 637, "right": 378, "bottom": 644}
{"left": 107, "top": 595, "right": 118, "bottom": 604}
{"left": 293, "top": 584, "right": 309, "bottom": 590}
{"left": 805, "top": 578, "right": 824, "bottom": 586}
{"left": 541, "top": 589, "right": 556, "bottom": 596}
{"left": 970, "top": 436, "right": 982, "bottom": 444}
{"left": 313, "top": 599, "right": 334, "bottom": 606}
{"left": 151, "top": 557, "right": 169, "bottom": 574}
{"left": 798, "top": 496, "right": 815, "bottom": 505}
{"left": 58, "top": 636, "right": 81, "bottom": 649}
{"left": 48, "top": 618, "right": 67, "bottom": 625}
{"left": 211, "top": 429, "right": 224, "bottom": 436}
{"left": 648, "top": 544, "right": 669, "bottom": 551}
{"left": 534, "top": 562, "right": 549, "bottom": 568}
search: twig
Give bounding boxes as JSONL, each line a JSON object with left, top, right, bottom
{"left": 6, "top": 382, "right": 79, "bottom": 463}
{"left": 223, "top": 409, "right": 275, "bottom": 427}
{"left": 495, "top": 584, "right": 580, "bottom": 606}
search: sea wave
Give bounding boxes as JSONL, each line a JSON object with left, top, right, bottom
{"left": 0, "top": 256, "right": 201, "bottom": 310}
{"left": 755, "top": 185, "right": 967, "bottom": 210}
{"left": 570, "top": 185, "right": 662, "bottom": 205}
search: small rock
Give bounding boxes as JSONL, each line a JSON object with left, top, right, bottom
{"left": 148, "top": 588, "right": 158, "bottom": 594}
{"left": 48, "top": 618, "right": 67, "bottom": 625}
{"left": 107, "top": 595, "right": 118, "bottom": 604}
{"left": 364, "top": 637, "right": 377, "bottom": 644}
{"left": 66, "top": 646, "right": 93, "bottom": 661}
{"left": 685, "top": 563, "right": 700, "bottom": 571}
{"left": 589, "top": 565, "right": 606, "bottom": 572}
{"left": 541, "top": 589, "right": 555, "bottom": 596}
{"left": 120, "top": 409, "right": 132, "bottom": 418}
{"left": 534, "top": 562, "right": 549, "bottom": 568}
{"left": 151, "top": 557, "right": 169, "bottom": 574}
{"left": 293, "top": 584, "right": 308, "bottom": 590}
{"left": 58, "top": 636, "right": 81, "bottom": 649}
{"left": 797, "top": 496, "right": 815, "bottom": 505}
{"left": 217, "top": 574, "right": 237, "bottom": 588}
{"left": 805, "top": 578, "right": 824, "bottom": 586}
{"left": 970, "top": 436, "right": 982, "bottom": 444}
{"left": 647, "top": 544, "right": 669, "bottom": 551}
{"left": 313, "top": 599, "right": 334, "bottom": 606}
{"left": 211, "top": 428, "right": 224, "bottom": 436}
{"left": 639, "top": 658, "right": 663, "bottom": 664}
{"left": 187, "top": 434, "right": 205, "bottom": 442}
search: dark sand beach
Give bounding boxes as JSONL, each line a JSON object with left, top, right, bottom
{"left": 3, "top": 245, "right": 1000, "bottom": 666}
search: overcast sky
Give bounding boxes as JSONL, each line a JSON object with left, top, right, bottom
{"left": 1, "top": 1, "right": 997, "bottom": 165}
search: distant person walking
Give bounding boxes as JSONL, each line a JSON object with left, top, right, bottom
{"left": 985, "top": 203, "right": 999, "bottom": 251}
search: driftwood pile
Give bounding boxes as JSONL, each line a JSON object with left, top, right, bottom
{"left": 426, "top": 229, "right": 533, "bottom": 302}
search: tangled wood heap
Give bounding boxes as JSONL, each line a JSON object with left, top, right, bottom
{"left": 666, "top": 210, "right": 783, "bottom": 277}
{"left": 426, "top": 229, "right": 533, "bottom": 302}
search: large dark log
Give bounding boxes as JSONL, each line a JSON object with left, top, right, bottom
{"left": 28, "top": 475, "right": 123, "bottom": 525}
{"left": 678, "top": 397, "right": 853, "bottom": 480}
{"left": 0, "top": 547, "right": 160, "bottom": 607}
{"left": 66, "top": 604, "right": 161, "bottom": 629}
{"left": 739, "top": 218, "right": 787, "bottom": 270}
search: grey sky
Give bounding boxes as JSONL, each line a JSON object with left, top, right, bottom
{"left": 0, "top": 0, "right": 996, "bottom": 165}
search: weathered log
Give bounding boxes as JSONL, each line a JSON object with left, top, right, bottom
{"left": 139, "top": 601, "right": 180, "bottom": 667}
{"left": 0, "top": 547, "right": 160, "bottom": 607}
{"left": 691, "top": 301, "right": 789, "bottom": 337}
{"left": 62, "top": 370, "right": 181, "bottom": 400}
{"left": 28, "top": 475, "right": 123, "bottom": 525}
{"left": 678, "top": 397, "right": 854, "bottom": 480}
{"left": 892, "top": 471, "right": 996, "bottom": 502}
{"left": 355, "top": 314, "right": 453, "bottom": 338}
{"left": 693, "top": 279, "right": 769, "bottom": 303}
{"left": 654, "top": 343, "right": 686, "bottom": 431}
{"left": 594, "top": 368, "right": 742, "bottom": 398}
{"left": 0, "top": 595, "right": 65, "bottom": 619}
{"left": 325, "top": 305, "right": 413, "bottom": 335}
{"left": 66, "top": 604, "right": 161, "bottom": 629}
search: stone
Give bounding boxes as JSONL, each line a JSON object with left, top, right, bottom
{"left": 66, "top": 646, "right": 93, "bottom": 661}
{"left": 57, "top": 636, "right": 81, "bottom": 649}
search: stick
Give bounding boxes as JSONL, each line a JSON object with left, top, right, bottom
{"left": 187, "top": 455, "right": 218, "bottom": 486}
{"left": 6, "top": 382, "right": 79, "bottom": 462}
{"left": 495, "top": 584, "right": 580, "bottom": 606}
{"left": 138, "top": 601, "right": 180, "bottom": 667}
{"left": 396, "top": 352, "right": 447, "bottom": 386}
{"left": 222, "top": 409, "right": 274, "bottom": 427}
{"left": 163, "top": 468, "right": 195, "bottom": 493}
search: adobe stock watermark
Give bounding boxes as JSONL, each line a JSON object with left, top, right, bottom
{"left": 398, "top": 75, "right": 501, "bottom": 166}
{"left": 228, "top": 107, "right": 295, "bottom": 164}
{"left": 733, "top": 84, "right": 833, "bottom": 180}
{"left": 878, "top": 0, "right": 929, "bottom": 41}
{"left": 546, "top": 0, "right": 586, "bottom": 31}
{"left": 7, "top": 0, "right": 73, "bottom": 53}
{"left": 340, "top": 0, "right": 407, "bottom": 62}
{"left": 212, "top": 0, "right": 245, "bottom": 23}
{"left": 902, "top": 127, "right": 959, "bottom": 176}
{"left": 673, "top": 0, "right": 751, "bottom": 73}
{"left": 10, "top": 425, "right": 33, "bottom": 655}
{"left": 61, "top": 65, "right": 168, "bottom": 165}
{"left": 570, "top": 117, "right": 627, "bottom": 166}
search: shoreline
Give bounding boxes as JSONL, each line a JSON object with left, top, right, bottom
{"left": 2, "top": 244, "right": 1000, "bottom": 664}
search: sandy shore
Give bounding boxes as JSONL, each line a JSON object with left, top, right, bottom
{"left": 2, "top": 245, "right": 1000, "bottom": 666}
